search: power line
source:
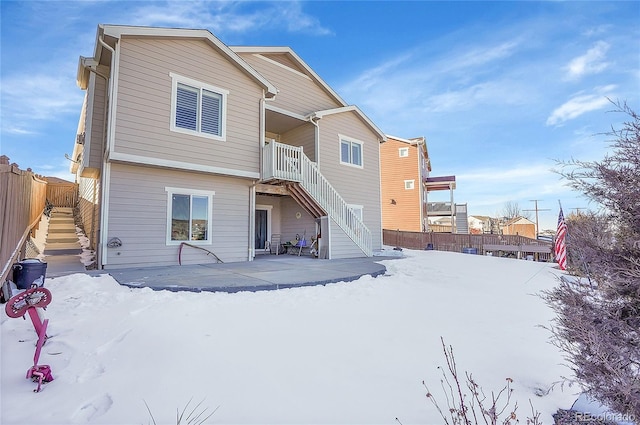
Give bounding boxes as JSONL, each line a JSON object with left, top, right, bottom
{"left": 524, "top": 199, "right": 550, "bottom": 237}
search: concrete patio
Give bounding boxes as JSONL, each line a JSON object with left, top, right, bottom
{"left": 98, "top": 254, "right": 396, "bottom": 293}
{"left": 39, "top": 208, "right": 399, "bottom": 292}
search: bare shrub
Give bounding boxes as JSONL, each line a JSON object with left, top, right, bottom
{"left": 406, "top": 337, "right": 541, "bottom": 425}
{"left": 144, "top": 398, "right": 218, "bottom": 425}
{"left": 545, "top": 100, "right": 640, "bottom": 418}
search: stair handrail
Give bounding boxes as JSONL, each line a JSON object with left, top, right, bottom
{"left": 299, "top": 154, "right": 372, "bottom": 256}
{"left": 263, "top": 141, "right": 372, "bottom": 256}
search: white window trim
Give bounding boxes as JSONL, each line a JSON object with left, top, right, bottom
{"left": 169, "top": 72, "right": 229, "bottom": 141}
{"left": 404, "top": 180, "right": 415, "bottom": 190}
{"left": 399, "top": 147, "right": 409, "bottom": 157}
{"left": 165, "top": 187, "right": 215, "bottom": 245}
{"left": 338, "top": 134, "right": 364, "bottom": 168}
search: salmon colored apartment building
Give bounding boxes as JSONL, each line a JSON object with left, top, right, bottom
{"left": 380, "top": 135, "right": 456, "bottom": 233}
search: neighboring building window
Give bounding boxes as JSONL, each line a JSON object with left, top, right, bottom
{"left": 166, "top": 187, "right": 214, "bottom": 244}
{"left": 170, "top": 72, "right": 228, "bottom": 140}
{"left": 339, "top": 135, "right": 363, "bottom": 167}
{"left": 399, "top": 147, "right": 409, "bottom": 157}
{"left": 404, "top": 180, "right": 415, "bottom": 190}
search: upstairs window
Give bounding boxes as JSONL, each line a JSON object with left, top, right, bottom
{"left": 404, "top": 180, "right": 415, "bottom": 190}
{"left": 399, "top": 147, "right": 409, "bottom": 157}
{"left": 339, "top": 135, "right": 363, "bottom": 168}
{"left": 170, "top": 73, "right": 228, "bottom": 140}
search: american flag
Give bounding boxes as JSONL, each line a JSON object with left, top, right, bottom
{"left": 555, "top": 206, "right": 567, "bottom": 270}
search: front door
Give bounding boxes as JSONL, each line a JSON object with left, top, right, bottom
{"left": 255, "top": 209, "right": 268, "bottom": 250}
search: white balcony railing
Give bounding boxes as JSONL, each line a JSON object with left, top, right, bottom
{"left": 263, "top": 141, "right": 372, "bottom": 256}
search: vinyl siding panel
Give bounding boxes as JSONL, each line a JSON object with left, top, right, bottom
{"left": 380, "top": 138, "right": 422, "bottom": 232}
{"left": 86, "top": 73, "right": 106, "bottom": 170}
{"left": 316, "top": 112, "right": 383, "bottom": 251}
{"left": 237, "top": 53, "right": 339, "bottom": 115}
{"left": 78, "top": 176, "right": 100, "bottom": 251}
{"left": 104, "top": 163, "right": 250, "bottom": 269}
{"left": 279, "top": 197, "right": 316, "bottom": 244}
{"left": 113, "top": 37, "right": 263, "bottom": 174}
{"left": 262, "top": 53, "right": 307, "bottom": 74}
{"left": 281, "top": 123, "right": 316, "bottom": 162}
{"left": 328, "top": 217, "right": 362, "bottom": 259}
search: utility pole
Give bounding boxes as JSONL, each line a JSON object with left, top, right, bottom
{"left": 571, "top": 207, "right": 587, "bottom": 215}
{"left": 524, "top": 200, "right": 550, "bottom": 237}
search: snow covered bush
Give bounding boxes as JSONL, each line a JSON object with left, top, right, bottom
{"left": 545, "top": 100, "right": 640, "bottom": 419}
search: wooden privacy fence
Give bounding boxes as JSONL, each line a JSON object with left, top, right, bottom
{"left": 47, "top": 180, "right": 79, "bottom": 207}
{"left": 0, "top": 156, "right": 79, "bottom": 284}
{"left": 383, "top": 229, "right": 554, "bottom": 261}
{"left": 0, "top": 157, "right": 48, "bottom": 284}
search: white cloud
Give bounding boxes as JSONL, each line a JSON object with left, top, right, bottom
{"left": 445, "top": 40, "right": 520, "bottom": 73}
{"left": 546, "top": 85, "right": 616, "bottom": 126}
{"left": 128, "top": 1, "right": 331, "bottom": 36}
{"left": 564, "top": 41, "right": 610, "bottom": 81}
{"left": 0, "top": 73, "right": 83, "bottom": 135}
{"left": 457, "top": 163, "right": 552, "bottom": 182}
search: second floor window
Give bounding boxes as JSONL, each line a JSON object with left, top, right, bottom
{"left": 339, "top": 135, "right": 363, "bottom": 167}
{"left": 399, "top": 147, "right": 409, "bottom": 157}
{"left": 170, "top": 73, "right": 228, "bottom": 140}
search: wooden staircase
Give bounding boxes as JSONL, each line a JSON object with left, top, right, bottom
{"left": 262, "top": 141, "right": 372, "bottom": 256}
{"left": 286, "top": 183, "right": 326, "bottom": 218}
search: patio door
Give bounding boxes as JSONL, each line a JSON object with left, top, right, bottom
{"left": 255, "top": 205, "right": 273, "bottom": 251}
{"left": 255, "top": 209, "right": 267, "bottom": 250}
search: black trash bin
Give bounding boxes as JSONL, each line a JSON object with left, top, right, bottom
{"left": 425, "top": 243, "right": 434, "bottom": 250}
{"left": 12, "top": 259, "right": 48, "bottom": 289}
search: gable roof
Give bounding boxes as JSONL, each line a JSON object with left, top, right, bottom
{"left": 78, "top": 25, "right": 278, "bottom": 98}
{"left": 231, "top": 46, "right": 347, "bottom": 107}
{"left": 503, "top": 216, "right": 535, "bottom": 226}
{"left": 232, "top": 47, "right": 385, "bottom": 142}
{"left": 310, "top": 106, "right": 386, "bottom": 142}
{"left": 386, "top": 135, "right": 430, "bottom": 170}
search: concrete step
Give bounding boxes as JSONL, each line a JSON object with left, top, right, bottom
{"left": 50, "top": 217, "right": 74, "bottom": 224}
{"left": 47, "top": 237, "right": 80, "bottom": 244}
{"left": 49, "top": 224, "right": 76, "bottom": 231}
{"left": 45, "top": 255, "right": 86, "bottom": 277}
{"left": 49, "top": 227, "right": 76, "bottom": 234}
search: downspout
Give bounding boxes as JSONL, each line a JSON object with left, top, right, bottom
{"left": 82, "top": 64, "right": 109, "bottom": 257}
{"left": 308, "top": 114, "right": 321, "bottom": 168}
{"left": 250, "top": 95, "right": 267, "bottom": 261}
{"left": 252, "top": 91, "right": 277, "bottom": 260}
{"left": 249, "top": 181, "right": 256, "bottom": 261}
{"left": 97, "top": 34, "right": 116, "bottom": 269}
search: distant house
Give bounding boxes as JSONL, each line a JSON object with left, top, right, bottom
{"left": 70, "top": 24, "right": 386, "bottom": 269}
{"left": 468, "top": 215, "right": 491, "bottom": 234}
{"left": 380, "top": 135, "right": 455, "bottom": 232}
{"left": 501, "top": 216, "right": 536, "bottom": 239}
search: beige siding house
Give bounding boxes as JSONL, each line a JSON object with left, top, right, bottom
{"left": 70, "top": 25, "right": 386, "bottom": 269}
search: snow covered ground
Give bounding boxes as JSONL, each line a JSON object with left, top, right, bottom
{"left": 1, "top": 249, "right": 579, "bottom": 424}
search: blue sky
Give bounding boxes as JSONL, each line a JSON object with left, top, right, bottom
{"left": 1, "top": 1, "right": 638, "bottom": 231}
